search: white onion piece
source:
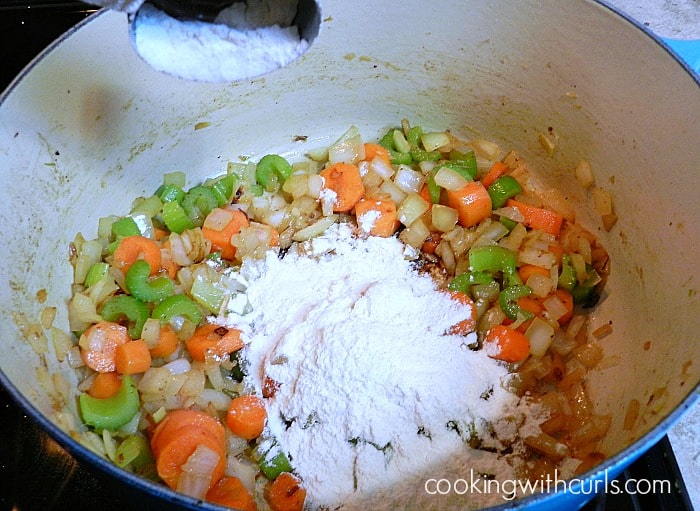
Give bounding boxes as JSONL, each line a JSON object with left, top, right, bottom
{"left": 543, "top": 294, "right": 569, "bottom": 322}
{"left": 526, "top": 317, "right": 556, "bottom": 357}
{"left": 575, "top": 159, "right": 595, "bottom": 188}
{"left": 370, "top": 155, "right": 395, "bottom": 179}
{"left": 393, "top": 165, "right": 425, "bottom": 193}
{"left": 431, "top": 205, "right": 459, "bottom": 233}
{"left": 378, "top": 179, "right": 408, "bottom": 205}
{"left": 163, "top": 357, "right": 192, "bottom": 375}
{"left": 433, "top": 166, "right": 468, "bottom": 191}
{"left": 397, "top": 193, "right": 430, "bottom": 227}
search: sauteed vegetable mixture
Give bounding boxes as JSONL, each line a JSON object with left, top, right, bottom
{"left": 65, "top": 120, "right": 611, "bottom": 510}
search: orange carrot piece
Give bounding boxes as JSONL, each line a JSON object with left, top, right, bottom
{"left": 363, "top": 143, "right": 392, "bottom": 166}
{"left": 266, "top": 472, "right": 306, "bottom": 511}
{"left": 206, "top": 476, "right": 257, "bottom": 511}
{"left": 553, "top": 288, "right": 574, "bottom": 325}
{"left": 186, "top": 323, "right": 244, "bottom": 363}
{"left": 115, "top": 338, "right": 152, "bottom": 375}
{"left": 481, "top": 161, "right": 508, "bottom": 188}
{"left": 418, "top": 184, "right": 434, "bottom": 211}
{"left": 87, "top": 372, "right": 122, "bottom": 399}
{"left": 151, "top": 409, "right": 226, "bottom": 458}
{"left": 421, "top": 232, "right": 441, "bottom": 255}
{"left": 153, "top": 227, "right": 170, "bottom": 241}
{"left": 80, "top": 320, "right": 130, "bottom": 373}
{"left": 445, "top": 290, "right": 477, "bottom": 335}
{"left": 320, "top": 162, "right": 365, "bottom": 213}
{"left": 518, "top": 264, "right": 550, "bottom": 284}
{"left": 226, "top": 395, "right": 267, "bottom": 440}
{"left": 149, "top": 324, "right": 180, "bottom": 359}
{"left": 155, "top": 429, "right": 226, "bottom": 490}
{"left": 506, "top": 199, "right": 563, "bottom": 237}
{"left": 202, "top": 208, "right": 250, "bottom": 260}
{"left": 484, "top": 325, "right": 531, "bottom": 363}
{"left": 445, "top": 181, "right": 492, "bottom": 228}
{"left": 112, "top": 235, "right": 162, "bottom": 275}
{"left": 354, "top": 197, "right": 400, "bottom": 237}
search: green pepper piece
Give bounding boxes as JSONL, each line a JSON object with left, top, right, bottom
{"left": 182, "top": 185, "right": 218, "bottom": 227}
{"left": 256, "top": 154, "right": 293, "bottom": 193}
{"left": 468, "top": 245, "right": 523, "bottom": 287}
{"left": 210, "top": 174, "right": 238, "bottom": 206}
{"left": 426, "top": 168, "right": 442, "bottom": 204}
{"left": 112, "top": 217, "right": 141, "bottom": 238}
{"left": 161, "top": 201, "right": 195, "bottom": 234}
{"left": 79, "top": 375, "right": 140, "bottom": 430}
{"left": 84, "top": 262, "right": 109, "bottom": 288}
{"left": 499, "top": 216, "right": 518, "bottom": 230}
{"left": 388, "top": 150, "right": 413, "bottom": 165}
{"left": 499, "top": 285, "right": 534, "bottom": 321}
{"left": 100, "top": 295, "right": 149, "bottom": 339}
{"left": 125, "top": 260, "right": 174, "bottom": 303}
{"left": 378, "top": 129, "right": 395, "bottom": 150}
{"left": 156, "top": 184, "right": 186, "bottom": 204}
{"left": 410, "top": 149, "right": 442, "bottom": 162}
{"left": 254, "top": 438, "right": 293, "bottom": 480}
{"left": 447, "top": 150, "right": 478, "bottom": 180}
{"left": 152, "top": 294, "right": 203, "bottom": 327}
{"left": 448, "top": 271, "right": 495, "bottom": 294}
{"left": 558, "top": 254, "right": 577, "bottom": 291}
{"left": 487, "top": 175, "right": 523, "bottom": 209}
{"left": 406, "top": 125, "right": 423, "bottom": 147}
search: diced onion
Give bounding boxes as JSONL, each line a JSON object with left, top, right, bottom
{"left": 370, "top": 155, "right": 395, "bottom": 179}
{"left": 397, "top": 193, "right": 430, "bottom": 227}
{"left": 470, "top": 139, "right": 501, "bottom": 160}
{"left": 592, "top": 187, "right": 613, "bottom": 216}
{"left": 399, "top": 218, "right": 430, "bottom": 249}
{"left": 292, "top": 214, "right": 338, "bottom": 242}
{"left": 526, "top": 317, "right": 556, "bottom": 357}
{"left": 141, "top": 318, "right": 161, "bottom": 350}
{"left": 378, "top": 178, "right": 408, "bottom": 205}
{"left": 543, "top": 294, "right": 568, "bottom": 321}
{"left": 177, "top": 444, "right": 220, "bottom": 498}
{"left": 575, "top": 159, "right": 595, "bottom": 188}
{"left": 163, "top": 357, "right": 192, "bottom": 375}
{"left": 393, "top": 165, "right": 425, "bottom": 193}
{"left": 421, "top": 131, "right": 450, "bottom": 152}
{"left": 528, "top": 273, "right": 554, "bottom": 298}
{"left": 433, "top": 166, "right": 468, "bottom": 191}
{"left": 431, "top": 205, "right": 459, "bottom": 233}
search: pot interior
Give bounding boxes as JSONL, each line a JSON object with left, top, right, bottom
{"left": 0, "top": 0, "right": 698, "bottom": 509}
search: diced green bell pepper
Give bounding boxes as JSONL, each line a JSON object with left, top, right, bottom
{"left": 468, "top": 245, "right": 523, "bottom": 287}
{"left": 498, "top": 285, "right": 534, "bottom": 321}
{"left": 487, "top": 175, "right": 523, "bottom": 209}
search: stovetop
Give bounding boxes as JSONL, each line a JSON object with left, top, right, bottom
{"left": 0, "top": 3, "right": 696, "bottom": 511}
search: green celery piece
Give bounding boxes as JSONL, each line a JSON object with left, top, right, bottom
{"left": 100, "top": 294, "right": 149, "bottom": 339}
{"left": 210, "top": 174, "right": 238, "bottom": 206}
{"left": 111, "top": 217, "right": 140, "bottom": 238}
{"left": 181, "top": 185, "right": 218, "bottom": 227}
{"left": 191, "top": 278, "right": 225, "bottom": 314}
{"left": 152, "top": 294, "right": 203, "bottom": 327}
{"left": 115, "top": 434, "right": 154, "bottom": 469}
{"left": 161, "top": 201, "right": 194, "bottom": 234}
{"left": 84, "top": 262, "right": 109, "bottom": 288}
{"left": 256, "top": 155, "right": 292, "bottom": 193}
{"left": 157, "top": 184, "right": 186, "bottom": 204}
{"left": 254, "top": 438, "right": 293, "bottom": 480}
{"left": 124, "top": 260, "right": 174, "bottom": 303}
{"left": 79, "top": 375, "right": 140, "bottom": 430}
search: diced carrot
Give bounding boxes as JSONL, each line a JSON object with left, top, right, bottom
{"left": 445, "top": 291, "right": 477, "bottom": 335}
{"left": 518, "top": 264, "right": 550, "bottom": 284}
{"left": 153, "top": 227, "right": 170, "bottom": 241}
{"left": 481, "top": 160, "right": 508, "bottom": 189}
{"left": 115, "top": 338, "right": 152, "bottom": 375}
{"left": 503, "top": 295, "right": 545, "bottom": 333}
{"left": 548, "top": 244, "right": 564, "bottom": 266}
{"left": 320, "top": 162, "right": 365, "bottom": 213}
{"left": 201, "top": 208, "right": 249, "bottom": 260}
{"left": 553, "top": 288, "right": 574, "bottom": 325}
{"left": 186, "top": 323, "right": 244, "bottom": 363}
{"left": 112, "top": 235, "right": 162, "bottom": 275}
{"left": 87, "top": 372, "right": 122, "bottom": 399}
{"left": 506, "top": 199, "right": 563, "bottom": 237}
{"left": 266, "top": 472, "right": 306, "bottom": 511}
{"left": 421, "top": 232, "right": 441, "bottom": 254}
{"left": 155, "top": 428, "right": 226, "bottom": 491}
{"left": 80, "top": 320, "right": 130, "bottom": 373}
{"left": 206, "top": 476, "right": 257, "bottom": 511}
{"left": 418, "top": 184, "right": 434, "bottom": 210}
{"left": 149, "top": 324, "right": 180, "bottom": 359}
{"left": 354, "top": 197, "right": 400, "bottom": 237}
{"left": 363, "top": 143, "right": 392, "bottom": 167}
{"left": 226, "top": 395, "right": 267, "bottom": 440}
{"left": 445, "top": 181, "right": 492, "bottom": 228}
{"left": 484, "top": 325, "right": 531, "bottom": 363}
{"left": 151, "top": 409, "right": 226, "bottom": 458}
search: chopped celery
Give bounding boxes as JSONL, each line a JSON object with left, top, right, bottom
{"left": 79, "top": 375, "right": 140, "bottom": 430}
{"left": 124, "top": 260, "right": 174, "bottom": 303}
{"left": 161, "top": 201, "right": 194, "bottom": 234}
{"left": 99, "top": 295, "right": 149, "bottom": 339}
{"left": 191, "top": 277, "right": 226, "bottom": 314}
{"left": 111, "top": 217, "right": 140, "bottom": 238}
{"left": 84, "top": 262, "right": 109, "bottom": 288}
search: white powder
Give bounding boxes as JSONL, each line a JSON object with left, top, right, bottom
{"left": 132, "top": 1, "right": 309, "bottom": 82}
{"left": 217, "top": 224, "right": 545, "bottom": 510}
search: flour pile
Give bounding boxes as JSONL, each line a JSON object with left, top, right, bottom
{"left": 218, "top": 224, "right": 546, "bottom": 510}
{"left": 132, "top": 0, "right": 309, "bottom": 82}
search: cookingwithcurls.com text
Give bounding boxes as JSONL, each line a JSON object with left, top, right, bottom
{"left": 424, "top": 469, "right": 673, "bottom": 500}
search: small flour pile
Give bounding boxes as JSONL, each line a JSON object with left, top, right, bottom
{"left": 218, "top": 224, "right": 544, "bottom": 510}
{"left": 132, "top": 0, "right": 309, "bottom": 82}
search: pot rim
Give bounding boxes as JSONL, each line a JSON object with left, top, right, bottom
{"left": 1, "top": 2, "right": 698, "bottom": 510}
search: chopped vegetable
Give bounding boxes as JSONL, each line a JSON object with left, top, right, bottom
{"left": 79, "top": 375, "right": 140, "bottom": 429}
{"left": 266, "top": 472, "right": 306, "bottom": 511}
{"left": 484, "top": 325, "right": 530, "bottom": 363}
{"left": 506, "top": 199, "right": 563, "bottom": 237}
{"left": 319, "top": 162, "right": 365, "bottom": 212}
{"left": 227, "top": 395, "right": 267, "bottom": 440}
{"left": 80, "top": 320, "right": 130, "bottom": 373}
{"left": 124, "top": 259, "right": 174, "bottom": 303}
{"left": 186, "top": 323, "right": 244, "bottom": 362}
{"left": 445, "top": 181, "right": 492, "bottom": 228}
{"left": 206, "top": 476, "right": 257, "bottom": 511}
{"left": 112, "top": 235, "right": 162, "bottom": 275}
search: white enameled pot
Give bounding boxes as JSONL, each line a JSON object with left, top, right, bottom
{"left": 0, "top": 1, "right": 698, "bottom": 509}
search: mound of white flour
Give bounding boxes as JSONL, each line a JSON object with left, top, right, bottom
{"left": 132, "top": 1, "right": 308, "bottom": 82}
{"left": 218, "top": 224, "right": 544, "bottom": 510}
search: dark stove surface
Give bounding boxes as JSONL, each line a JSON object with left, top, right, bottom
{"left": 0, "top": 3, "right": 696, "bottom": 511}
